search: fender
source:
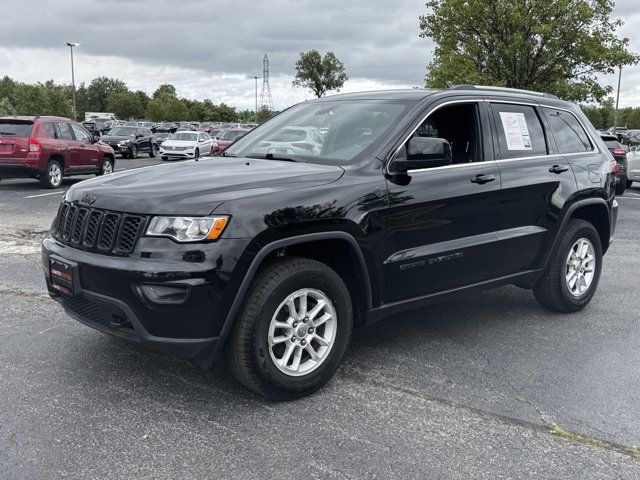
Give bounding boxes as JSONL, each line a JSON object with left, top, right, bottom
{"left": 213, "top": 231, "right": 373, "bottom": 355}
{"left": 542, "top": 197, "right": 611, "bottom": 266}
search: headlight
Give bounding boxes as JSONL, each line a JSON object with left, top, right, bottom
{"left": 118, "top": 140, "right": 130, "bottom": 146}
{"left": 146, "top": 216, "right": 229, "bottom": 242}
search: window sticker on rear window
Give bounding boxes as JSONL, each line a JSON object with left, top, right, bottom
{"left": 499, "top": 112, "right": 532, "bottom": 150}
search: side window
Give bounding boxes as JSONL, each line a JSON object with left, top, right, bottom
{"left": 490, "top": 104, "right": 546, "bottom": 159}
{"left": 392, "top": 102, "right": 482, "bottom": 169}
{"left": 70, "top": 124, "right": 91, "bottom": 142}
{"left": 542, "top": 108, "right": 592, "bottom": 154}
{"left": 42, "top": 123, "right": 58, "bottom": 139}
{"left": 57, "top": 123, "right": 74, "bottom": 140}
{"left": 144, "top": 129, "right": 153, "bottom": 136}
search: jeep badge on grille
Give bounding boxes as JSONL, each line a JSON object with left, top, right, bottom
{"left": 80, "top": 193, "right": 97, "bottom": 205}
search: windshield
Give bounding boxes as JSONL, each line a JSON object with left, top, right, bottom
{"left": 226, "top": 99, "right": 412, "bottom": 165}
{"left": 171, "top": 132, "right": 198, "bottom": 141}
{"left": 108, "top": 127, "right": 136, "bottom": 136}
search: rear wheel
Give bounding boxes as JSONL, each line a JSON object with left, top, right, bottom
{"left": 615, "top": 175, "right": 627, "bottom": 195}
{"left": 533, "top": 219, "right": 602, "bottom": 312}
{"left": 41, "top": 160, "right": 63, "bottom": 189}
{"left": 227, "top": 257, "right": 353, "bottom": 400}
{"left": 627, "top": 179, "right": 634, "bottom": 188}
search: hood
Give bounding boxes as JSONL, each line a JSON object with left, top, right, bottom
{"left": 162, "top": 139, "right": 197, "bottom": 147}
{"left": 102, "top": 134, "right": 134, "bottom": 142}
{"left": 65, "top": 157, "right": 345, "bottom": 215}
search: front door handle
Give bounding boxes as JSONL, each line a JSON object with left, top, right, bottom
{"left": 470, "top": 174, "right": 496, "bottom": 184}
{"left": 549, "top": 165, "right": 569, "bottom": 174}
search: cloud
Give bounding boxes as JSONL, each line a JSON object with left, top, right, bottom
{"left": 0, "top": 0, "right": 638, "bottom": 108}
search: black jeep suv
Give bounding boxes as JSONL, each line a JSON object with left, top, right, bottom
{"left": 42, "top": 86, "right": 618, "bottom": 399}
{"left": 100, "top": 126, "right": 158, "bottom": 158}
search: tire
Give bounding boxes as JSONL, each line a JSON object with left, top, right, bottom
{"left": 227, "top": 257, "right": 353, "bottom": 400}
{"left": 149, "top": 143, "right": 157, "bottom": 158}
{"left": 627, "top": 179, "right": 633, "bottom": 189}
{"left": 130, "top": 145, "right": 138, "bottom": 159}
{"left": 40, "top": 160, "right": 63, "bottom": 189}
{"left": 97, "top": 157, "right": 114, "bottom": 176}
{"left": 533, "top": 219, "right": 602, "bottom": 313}
{"left": 615, "top": 175, "right": 626, "bottom": 195}
{"left": 194, "top": 148, "right": 200, "bottom": 160}
{"left": 161, "top": 156, "right": 169, "bottom": 161}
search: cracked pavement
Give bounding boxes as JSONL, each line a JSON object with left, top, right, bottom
{"left": 1, "top": 159, "right": 640, "bottom": 478}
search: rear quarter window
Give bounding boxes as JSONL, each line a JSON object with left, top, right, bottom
{"left": 543, "top": 108, "right": 592, "bottom": 154}
{"left": 0, "top": 121, "right": 33, "bottom": 138}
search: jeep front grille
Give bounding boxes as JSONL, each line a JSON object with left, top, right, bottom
{"left": 54, "top": 202, "right": 148, "bottom": 256}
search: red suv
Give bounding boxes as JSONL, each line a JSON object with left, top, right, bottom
{"left": 0, "top": 116, "right": 115, "bottom": 189}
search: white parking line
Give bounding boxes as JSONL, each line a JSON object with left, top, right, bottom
{"left": 24, "top": 191, "right": 65, "bottom": 199}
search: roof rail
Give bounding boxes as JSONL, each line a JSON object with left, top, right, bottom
{"left": 449, "top": 84, "right": 559, "bottom": 100}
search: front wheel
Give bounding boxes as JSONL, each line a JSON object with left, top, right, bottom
{"left": 627, "top": 179, "right": 633, "bottom": 189}
{"left": 615, "top": 175, "right": 627, "bottom": 195}
{"left": 97, "top": 157, "right": 114, "bottom": 176}
{"left": 227, "top": 257, "right": 353, "bottom": 400}
{"left": 129, "top": 144, "right": 138, "bottom": 159}
{"left": 533, "top": 219, "right": 602, "bottom": 312}
{"left": 149, "top": 143, "right": 157, "bottom": 158}
{"left": 194, "top": 148, "right": 200, "bottom": 160}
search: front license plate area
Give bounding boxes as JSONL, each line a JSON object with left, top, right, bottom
{"left": 50, "top": 257, "right": 75, "bottom": 296}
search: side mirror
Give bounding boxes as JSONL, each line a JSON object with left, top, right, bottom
{"left": 92, "top": 134, "right": 101, "bottom": 143}
{"left": 392, "top": 137, "right": 452, "bottom": 173}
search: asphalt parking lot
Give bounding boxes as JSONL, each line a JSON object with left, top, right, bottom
{"left": 1, "top": 156, "right": 640, "bottom": 478}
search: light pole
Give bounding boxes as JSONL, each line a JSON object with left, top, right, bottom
{"left": 613, "top": 65, "right": 622, "bottom": 132}
{"left": 66, "top": 42, "right": 79, "bottom": 121}
{"left": 253, "top": 76, "right": 259, "bottom": 122}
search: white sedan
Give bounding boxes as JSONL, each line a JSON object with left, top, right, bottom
{"left": 254, "top": 126, "right": 324, "bottom": 156}
{"left": 159, "top": 131, "right": 216, "bottom": 161}
{"left": 627, "top": 146, "right": 640, "bottom": 188}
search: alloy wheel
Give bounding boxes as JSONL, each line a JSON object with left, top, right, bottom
{"left": 268, "top": 288, "right": 337, "bottom": 377}
{"left": 565, "top": 237, "right": 596, "bottom": 297}
{"left": 49, "top": 163, "right": 62, "bottom": 187}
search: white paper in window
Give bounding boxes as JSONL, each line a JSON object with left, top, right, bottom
{"left": 499, "top": 112, "right": 532, "bottom": 150}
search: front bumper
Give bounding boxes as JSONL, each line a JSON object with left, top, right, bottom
{"left": 159, "top": 148, "right": 195, "bottom": 158}
{"left": 42, "top": 235, "right": 252, "bottom": 366}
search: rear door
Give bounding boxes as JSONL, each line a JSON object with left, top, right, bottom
{"left": 383, "top": 98, "right": 504, "bottom": 301}
{"left": 486, "top": 99, "right": 578, "bottom": 275}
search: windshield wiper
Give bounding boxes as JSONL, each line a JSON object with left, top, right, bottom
{"left": 0, "top": 132, "right": 16, "bottom": 136}
{"left": 220, "top": 152, "right": 244, "bottom": 157}
{"left": 245, "top": 153, "right": 308, "bottom": 163}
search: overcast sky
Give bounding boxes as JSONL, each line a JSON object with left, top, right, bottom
{"left": 0, "top": 0, "right": 638, "bottom": 110}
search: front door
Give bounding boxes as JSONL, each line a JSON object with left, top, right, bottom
{"left": 383, "top": 100, "right": 504, "bottom": 302}
{"left": 70, "top": 123, "right": 100, "bottom": 170}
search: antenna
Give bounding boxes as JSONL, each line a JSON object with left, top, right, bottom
{"left": 259, "top": 54, "right": 274, "bottom": 111}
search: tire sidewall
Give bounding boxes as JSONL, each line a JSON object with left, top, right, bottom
{"left": 44, "top": 160, "right": 62, "bottom": 188}
{"left": 250, "top": 266, "right": 352, "bottom": 396}
{"left": 131, "top": 145, "right": 137, "bottom": 158}
{"left": 558, "top": 223, "right": 603, "bottom": 309}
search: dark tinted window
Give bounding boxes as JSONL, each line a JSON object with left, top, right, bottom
{"left": 57, "top": 123, "right": 74, "bottom": 140}
{"left": 42, "top": 123, "right": 58, "bottom": 138}
{"left": 603, "top": 139, "right": 622, "bottom": 150}
{"left": 543, "top": 108, "right": 592, "bottom": 153}
{"left": 0, "top": 121, "right": 33, "bottom": 137}
{"left": 491, "top": 104, "right": 546, "bottom": 159}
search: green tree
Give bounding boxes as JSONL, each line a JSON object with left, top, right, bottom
{"left": 86, "top": 77, "right": 128, "bottom": 111}
{"left": 420, "top": 0, "right": 638, "bottom": 103}
{"left": 107, "top": 90, "right": 146, "bottom": 120}
{"left": 292, "top": 50, "right": 348, "bottom": 98}
{"left": 43, "top": 80, "right": 72, "bottom": 117}
{"left": 0, "top": 97, "right": 14, "bottom": 116}
{"left": 12, "top": 83, "right": 49, "bottom": 115}
{"left": 153, "top": 84, "right": 177, "bottom": 99}
{"left": 256, "top": 106, "right": 277, "bottom": 124}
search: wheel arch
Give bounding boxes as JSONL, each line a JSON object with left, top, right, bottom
{"left": 546, "top": 199, "right": 611, "bottom": 264}
{"left": 48, "top": 153, "right": 65, "bottom": 169}
{"left": 215, "top": 232, "right": 372, "bottom": 355}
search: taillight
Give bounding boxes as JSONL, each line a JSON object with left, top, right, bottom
{"left": 29, "top": 137, "right": 42, "bottom": 152}
{"left": 611, "top": 148, "right": 626, "bottom": 156}
{"left": 291, "top": 143, "right": 313, "bottom": 150}
{"left": 611, "top": 161, "right": 619, "bottom": 175}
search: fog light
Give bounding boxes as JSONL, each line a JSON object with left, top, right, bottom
{"left": 139, "top": 284, "right": 189, "bottom": 304}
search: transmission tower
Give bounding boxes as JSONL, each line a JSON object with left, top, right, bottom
{"left": 259, "top": 54, "right": 274, "bottom": 111}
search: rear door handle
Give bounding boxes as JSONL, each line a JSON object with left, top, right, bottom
{"left": 549, "top": 165, "right": 569, "bottom": 174}
{"left": 470, "top": 174, "right": 496, "bottom": 184}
